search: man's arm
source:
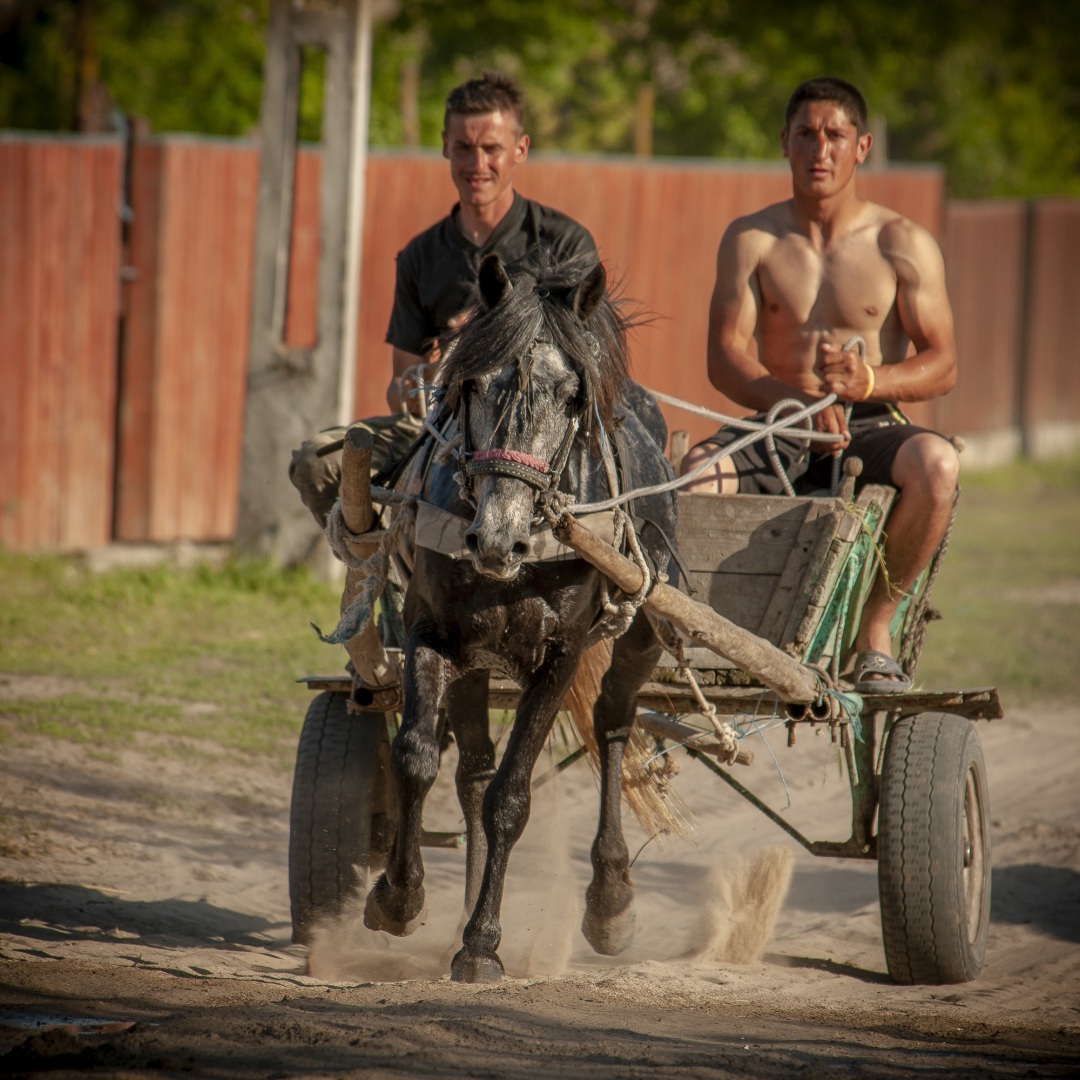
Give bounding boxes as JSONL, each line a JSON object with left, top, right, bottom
{"left": 818, "top": 219, "right": 957, "bottom": 405}
{"left": 387, "top": 308, "right": 475, "bottom": 414}
{"left": 707, "top": 220, "right": 850, "bottom": 442}
{"left": 878, "top": 219, "right": 957, "bottom": 402}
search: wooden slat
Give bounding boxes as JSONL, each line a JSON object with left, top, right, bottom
{"left": 674, "top": 493, "right": 815, "bottom": 633}
{"left": 940, "top": 202, "right": 1025, "bottom": 437}
{"left": 675, "top": 493, "right": 810, "bottom": 574}
{"left": 1024, "top": 201, "right": 1080, "bottom": 438}
{"left": 114, "top": 142, "right": 163, "bottom": 541}
{"left": 116, "top": 137, "right": 258, "bottom": 542}
{"left": 0, "top": 136, "right": 121, "bottom": 551}
{"left": 756, "top": 499, "right": 838, "bottom": 643}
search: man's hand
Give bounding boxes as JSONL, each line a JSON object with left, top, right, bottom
{"left": 426, "top": 308, "right": 474, "bottom": 366}
{"left": 812, "top": 400, "right": 851, "bottom": 451}
{"left": 817, "top": 340, "right": 874, "bottom": 403}
{"left": 388, "top": 308, "right": 475, "bottom": 414}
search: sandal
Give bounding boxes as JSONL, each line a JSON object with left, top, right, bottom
{"left": 851, "top": 650, "right": 912, "bottom": 694}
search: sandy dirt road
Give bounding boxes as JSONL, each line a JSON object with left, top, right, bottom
{"left": 1, "top": 679, "right": 1078, "bottom": 1077}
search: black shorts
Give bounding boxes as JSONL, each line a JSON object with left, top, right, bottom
{"left": 693, "top": 404, "right": 945, "bottom": 495}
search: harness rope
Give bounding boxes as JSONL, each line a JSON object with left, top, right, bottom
{"left": 370, "top": 386, "right": 852, "bottom": 512}
{"left": 830, "top": 336, "right": 867, "bottom": 496}
{"left": 315, "top": 499, "right": 416, "bottom": 646}
{"left": 566, "top": 393, "right": 844, "bottom": 515}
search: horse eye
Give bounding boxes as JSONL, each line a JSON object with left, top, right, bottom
{"left": 556, "top": 378, "right": 580, "bottom": 406}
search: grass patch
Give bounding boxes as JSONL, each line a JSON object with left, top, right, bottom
{"left": 914, "top": 454, "right": 1080, "bottom": 706}
{"left": 0, "top": 552, "right": 345, "bottom": 764}
{"left": 1, "top": 452, "right": 1077, "bottom": 760}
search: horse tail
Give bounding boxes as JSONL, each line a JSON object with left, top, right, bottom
{"left": 561, "top": 641, "right": 690, "bottom": 841}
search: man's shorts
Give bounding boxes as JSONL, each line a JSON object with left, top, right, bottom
{"left": 692, "top": 403, "right": 945, "bottom": 495}
{"left": 289, "top": 412, "right": 424, "bottom": 528}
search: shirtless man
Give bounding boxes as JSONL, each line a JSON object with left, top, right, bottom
{"left": 680, "top": 77, "right": 959, "bottom": 691}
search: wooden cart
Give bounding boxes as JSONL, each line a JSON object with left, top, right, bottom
{"left": 290, "top": 466, "right": 1001, "bottom": 986}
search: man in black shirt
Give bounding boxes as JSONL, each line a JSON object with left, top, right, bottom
{"left": 290, "top": 72, "right": 596, "bottom": 526}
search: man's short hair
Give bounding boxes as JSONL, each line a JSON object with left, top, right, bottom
{"left": 785, "top": 77, "right": 868, "bottom": 135}
{"left": 443, "top": 72, "right": 525, "bottom": 135}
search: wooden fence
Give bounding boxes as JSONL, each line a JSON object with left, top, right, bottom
{"left": 0, "top": 135, "right": 123, "bottom": 551}
{"left": 1, "top": 133, "right": 1077, "bottom": 551}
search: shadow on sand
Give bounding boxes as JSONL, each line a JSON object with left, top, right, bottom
{"left": 0, "top": 880, "right": 281, "bottom": 950}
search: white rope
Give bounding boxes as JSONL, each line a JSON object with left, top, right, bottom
{"left": 831, "top": 336, "right": 866, "bottom": 495}
{"left": 593, "top": 507, "right": 652, "bottom": 640}
{"left": 644, "top": 614, "right": 742, "bottom": 766}
{"left": 571, "top": 393, "right": 843, "bottom": 514}
{"left": 669, "top": 633, "right": 741, "bottom": 765}
{"left": 400, "top": 363, "right": 431, "bottom": 419}
{"left": 645, "top": 386, "right": 843, "bottom": 443}
{"left": 317, "top": 501, "right": 416, "bottom": 645}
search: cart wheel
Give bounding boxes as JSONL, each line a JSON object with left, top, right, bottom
{"left": 878, "top": 712, "right": 991, "bottom": 984}
{"left": 288, "top": 691, "right": 395, "bottom": 945}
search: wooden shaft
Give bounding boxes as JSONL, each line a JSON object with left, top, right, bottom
{"left": 635, "top": 711, "right": 754, "bottom": 766}
{"left": 340, "top": 426, "right": 375, "bottom": 534}
{"left": 551, "top": 512, "right": 821, "bottom": 705}
{"left": 338, "top": 426, "right": 398, "bottom": 690}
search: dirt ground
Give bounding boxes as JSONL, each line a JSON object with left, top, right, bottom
{"left": 1, "top": 674, "right": 1078, "bottom": 1077}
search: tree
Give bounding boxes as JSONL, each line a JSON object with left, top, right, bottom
{"left": 1, "top": 0, "right": 1077, "bottom": 196}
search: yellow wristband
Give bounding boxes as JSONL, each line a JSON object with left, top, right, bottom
{"left": 859, "top": 360, "right": 875, "bottom": 402}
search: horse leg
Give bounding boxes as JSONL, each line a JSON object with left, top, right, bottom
{"left": 582, "top": 610, "right": 662, "bottom": 955}
{"left": 450, "top": 651, "right": 579, "bottom": 983}
{"left": 445, "top": 669, "right": 495, "bottom": 915}
{"left": 364, "top": 635, "right": 451, "bottom": 936}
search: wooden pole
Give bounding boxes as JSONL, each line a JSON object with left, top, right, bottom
{"left": 550, "top": 512, "right": 822, "bottom": 705}
{"left": 338, "top": 0, "right": 374, "bottom": 428}
{"left": 339, "top": 427, "right": 399, "bottom": 694}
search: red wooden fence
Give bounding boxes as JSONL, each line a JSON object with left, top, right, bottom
{"left": 1, "top": 133, "right": 1077, "bottom": 551}
{"left": 113, "top": 138, "right": 258, "bottom": 543}
{"left": 940, "top": 202, "right": 1027, "bottom": 458}
{"left": 1022, "top": 200, "right": 1080, "bottom": 458}
{"left": 0, "top": 135, "right": 122, "bottom": 551}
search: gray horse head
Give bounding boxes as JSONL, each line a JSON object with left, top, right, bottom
{"left": 442, "top": 250, "right": 624, "bottom": 580}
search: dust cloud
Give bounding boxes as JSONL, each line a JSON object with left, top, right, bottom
{"left": 305, "top": 760, "right": 583, "bottom": 982}
{"left": 680, "top": 846, "right": 794, "bottom": 965}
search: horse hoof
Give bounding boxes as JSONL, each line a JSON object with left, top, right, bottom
{"left": 582, "top": 892, "right": 636, "bottom": 956}
{"left": 363, "top": 877, "right": 426, "bottom": 937}
{"left": 450, "top": 948, "right": 505, "bottom": 984}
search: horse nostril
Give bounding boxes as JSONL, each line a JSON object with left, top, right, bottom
{"left": 511, "top": 540, "right": 529, "bottom": 559}
{"left": 465, "top": 533, "right": 480, "bottom": 555}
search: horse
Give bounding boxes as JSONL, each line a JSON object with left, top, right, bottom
{"left": 362, "top": 249, "right": 678, "bottom": 983}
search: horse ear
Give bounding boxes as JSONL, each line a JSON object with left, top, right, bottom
{"left": 569, "top": 261, "right": 607, "bottom": 320}
{"left": 478, "top": 253, "right": 513, "bottom": 310}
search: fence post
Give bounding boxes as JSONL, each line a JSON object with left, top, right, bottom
{"left": 235, "top": 0, "right": 375, "bottom": 565}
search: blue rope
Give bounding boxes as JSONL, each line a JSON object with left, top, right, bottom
{"left": 822, "top": 688, "right": 864, "bottom": 742}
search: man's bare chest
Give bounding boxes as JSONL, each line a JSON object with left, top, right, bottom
{"left": 757, "top": 241, "right": 899, "bottom": 331}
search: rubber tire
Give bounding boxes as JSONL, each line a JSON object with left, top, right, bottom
{"left": 288, "top": 691, "right": 394, "bottom": 945}
{"left": 878, "top": 712, "right": 991, "bottom": 984}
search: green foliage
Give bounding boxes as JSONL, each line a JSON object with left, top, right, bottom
{"left": 1, "top": 0, "right": 267, "bottom": 137}
{"left": 1, "top": 0, "right": 1077, "bottom": 194}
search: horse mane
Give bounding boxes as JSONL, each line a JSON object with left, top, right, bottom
{"left": 437, "top": 249, "right": 635, "bottom": 441}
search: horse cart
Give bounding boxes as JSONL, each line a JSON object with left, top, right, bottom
{"left": 287, "top": 254, "right": 1001, "bottom": 986}
{"left": 290, "top": 435, "right": 1000, "bottom": 987}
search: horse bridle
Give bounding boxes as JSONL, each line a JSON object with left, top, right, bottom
{"left": 456, "top": 348, "right": 582, "bottom": 509}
